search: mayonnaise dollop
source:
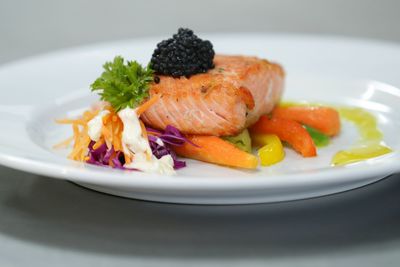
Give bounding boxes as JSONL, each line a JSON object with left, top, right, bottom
{"left": 87, "top": 110, "right": 110, "bottom": 141}
{"left": 118, "top": 107, "right": 175, "bottom": 175}
{"left": 118, "top": 108, "right": 150, "bottom": 155}
{"left": 127, "top": 153, "right": 175, "bottom": 175}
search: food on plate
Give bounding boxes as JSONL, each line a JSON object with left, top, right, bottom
{"left": 332, "top": 107, "right": 392, "bottom": 166}
{"left": 55, "top": 28, "right": 392, "bottom": 175}
{"left": 142, "top": 55, "right": 284, "bottom": 136}
{"left": 150, "top": 28, "right": 214, "bottom": 78}
{"left": 172, "top": 135, "right": 258, "bottom": 169}
{"left": 249, "top": 116, "right": 317, "bottom": 157}
{"left": 222, "top": 129, "right": 252, "bottom": 153}
{"left": 272, "top": 106, "right": 340, "bottom": 136}
{"left": 304, "top": 126, "right": 330, "bottom": 147}
{"left": 252, "top": 134, "right": 285, "bottom": 166}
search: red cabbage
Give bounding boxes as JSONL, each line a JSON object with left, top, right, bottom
{"left": 86, "top": 141, "right": 122, "bottom": 168}
{"left": 111, "top": 151, "right": 126, "bottom": 169}
{"left": 86, "top": 125, "right": 189, "bottom": 170}
{"left": 148, "top": 135, "right": 186, "bottom": 169}
{"left": 146, "top": 125, "right": 198, "bottom": 147}
{"left": 86, "top": 141, "right": 109, "bottom": 166}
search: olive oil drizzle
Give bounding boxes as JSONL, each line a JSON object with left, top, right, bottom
{"left": 331, "top": 107, "right": 392, "bottom": 166}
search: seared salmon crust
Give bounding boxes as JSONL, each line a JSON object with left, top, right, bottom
{"left": 141, "top": 55, "right": 285, "bottom": 136}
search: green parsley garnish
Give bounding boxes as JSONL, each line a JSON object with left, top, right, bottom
{"left": 91, "top": 56, "right": 154, "bottom": 111}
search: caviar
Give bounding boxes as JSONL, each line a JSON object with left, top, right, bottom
{"left": 150, "top": 28, "right": 215, "bottom": 78}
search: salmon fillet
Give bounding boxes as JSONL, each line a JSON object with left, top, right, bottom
{"left": 141, "top": 55, "right": 285, "bottom": 136}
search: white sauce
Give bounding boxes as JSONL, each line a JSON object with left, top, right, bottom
{"left": 127, "top": 153, "right": 175, "bottom": 175}
{"left": 118, "top": 107, "right": 175, "bottom": 175}
{"left": 155, "top": 137, "right": 164, "bottom": 146}
{"left": 118, "top": 108, "right": 151, "bottom": 155}
{"left": 87, "top": 110, "right": 110, "bottom": 142}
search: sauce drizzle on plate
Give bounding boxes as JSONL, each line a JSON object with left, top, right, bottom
{"left": 332, "top": 107, "right": 392, "bottom": 166}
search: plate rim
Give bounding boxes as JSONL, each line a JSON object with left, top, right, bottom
{"left": 0, "top": 149, "right": 398, "bottom": 190}
{"left": 0, "top": 33, "right": 399, "bottom": 196}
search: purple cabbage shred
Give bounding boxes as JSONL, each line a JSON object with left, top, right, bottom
{"left": 86, "top": 125, "right": 189, "bottom": 170}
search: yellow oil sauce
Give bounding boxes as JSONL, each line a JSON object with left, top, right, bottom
{"left": 331, "top": 107, "right": 392, "bottom": 166}
{"left": 280, "top": 101, "right": 393, "bottom": 166}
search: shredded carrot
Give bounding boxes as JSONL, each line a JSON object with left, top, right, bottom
{"left": 55, "top": 118, "right": 86, "bottom": 125}
{"left": 124, "top": 152, "right": 132, "bottom": 164}
{"left": 73, "top": 125, "right": 91, "bottom": 161}
{"left": 56, "top": 102, "right": 156, "bottom": 166}
{"left": 53, "top": 136, "right": 74, "bottom": 149}
{"left": 104, "top": 104, "right": 114, "bottom": 113}
{"left": 111, "top": 116, "right": 123, "bottom": 152}
{"left": 106, "top": 120, "right": 113, "bottom": 141}
{"left": 56, "top": 109, "right": 99, "bottom": 159}
{"left": 108, "top": 151, "right": 118, "bottom": 167}
{"left": 101, "top": 125, "right": 112, "bottom": 143}
{"left": 136, "top": 94, "right": 160, "bottom": 116}
{"left": 72, "top": 124, "right": 80, "bottom": 137}
{"left": 102, "top": 113, "right": 112, "bottom": 124}
{"left": 82, "top": 110, "right": 99, "bottom": 121}
{"left": 56, "top": 109, "right": 98, "bottom": 161}
{"left": 93, "top": 138, "right": 105, "bottom": 149}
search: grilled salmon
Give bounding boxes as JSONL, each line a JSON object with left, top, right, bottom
{"left": 141, "top": 55, "right": 285, "bottom": 136}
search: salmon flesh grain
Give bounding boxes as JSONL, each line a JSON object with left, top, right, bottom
{"left": 141, "top": 55, "right": 285, "bottom": 136}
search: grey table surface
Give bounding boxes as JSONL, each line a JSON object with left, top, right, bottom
{"left": 1, "top": 0, "right": 400, "bottom": 266}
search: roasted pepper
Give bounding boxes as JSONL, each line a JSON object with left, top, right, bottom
{"left": 272, "top": 106, "right": 341, "bottom": 136}
{"left": 249, "top": 116, "right": 317, "bottom": 157}
{"left": 252, "top": 134, "right": 285, "bottom": 166}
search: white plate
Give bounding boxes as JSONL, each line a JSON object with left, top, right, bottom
{"left": 0, "top": 33, "right": 399, "bottom": 204}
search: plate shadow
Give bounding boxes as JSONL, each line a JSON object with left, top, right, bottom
{"left": 0, "top": 166, "right": 399, "bottom": 259}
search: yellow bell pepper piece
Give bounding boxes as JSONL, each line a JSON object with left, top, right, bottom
{"left": 253, "top": 134, "right": 285, "bottom": 166}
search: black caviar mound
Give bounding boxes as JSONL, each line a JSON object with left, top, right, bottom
{"left": 150, "top": 28, "right": 215, "bottom": 78}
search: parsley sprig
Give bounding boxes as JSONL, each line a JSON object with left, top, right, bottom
{"left": 91, "top": 56, "right": 154, "bottom": 111}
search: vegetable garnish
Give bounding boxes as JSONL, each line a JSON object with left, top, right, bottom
{"left": 56, "top": 28, "right": 394, "bottom": 173}
{"left": 91, "top": 56, "right": 154, "bottom": 111}
{"left": 273, "top": 106, "right": 340, "bottom": 136}
{"left": 87, "top": 141, "right": 125, "bottom": 169}
{"left": 304, "top": 126, "right": 330, "bottom": 147}
{"left": 254, "top": 134, "right": 285, "bottom": 166}
{"left": 249, "top": 115, "right": 317, "bottom": 157}
{"left": 55, "top": 109, "right": 101, "bottom": 161}
{"left": 55, "top": 52, "right": 196, "bottom": 174}
{"left": 147, "top": 127, "right": 187, "bottom": 169}
{"left": 222, "top": 129, "right": 252, "bottom": 153}
{"left": 146, "top": 125, "right": 198, "bottom": 147}
{"left": 56, "top": 104, "right": 189, "bottom": 170}
{"left": 136, "top": 94, "right": 160, "bottom": 116}
{"left": 172, "top": 135, "right": 258, "bottom": 169}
